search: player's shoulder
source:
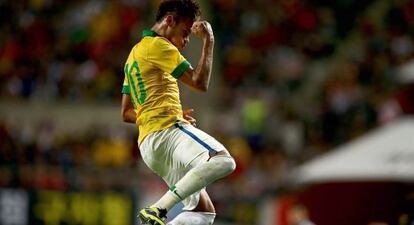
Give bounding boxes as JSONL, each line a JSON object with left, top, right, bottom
{"left": 150, "top": 36, "right": 178, "bottom": 51}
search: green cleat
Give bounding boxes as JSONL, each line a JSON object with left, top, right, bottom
{"left": 138, "top": 207, "right": 167, "bottom": 225}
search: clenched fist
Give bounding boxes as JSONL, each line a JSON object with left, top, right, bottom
{"left": 191, "top": 21, "right": 214, "bottom": 41}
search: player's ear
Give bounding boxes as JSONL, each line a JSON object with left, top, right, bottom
{"left": 165, "top": 14, "right": 175, "bottom": 27}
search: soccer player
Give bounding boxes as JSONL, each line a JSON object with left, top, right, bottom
{"left": 120, "top": 1, "right": 236, "bottom": 225}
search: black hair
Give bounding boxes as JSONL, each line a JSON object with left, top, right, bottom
{"left": 155, "top": 0, "right": 201, "bottom": 22}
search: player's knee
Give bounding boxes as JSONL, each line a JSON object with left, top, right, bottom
{"left": 211, "top": 155, "right": 236, "bottom": 176}
{"left": 224, "top": 156, "right": 236, "bottom": 175}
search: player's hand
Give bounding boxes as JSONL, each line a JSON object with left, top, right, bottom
{"left": 183, "top": 108, "right": 197, "bottom": 127}
{"left": 191, "top": 21, "right": 214, "bottom": 41}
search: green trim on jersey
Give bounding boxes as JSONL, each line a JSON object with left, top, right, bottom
{"left": 142, "top": 29, "right": 159, "bottom": 37}
{"left": 171, "top": 60, "right": 190, "bottom": 79}
{"left": 121, "top": 85, "right": 130, "bottom": 94}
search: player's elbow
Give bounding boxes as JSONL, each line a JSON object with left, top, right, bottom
{"left": 193, "top": 80, "right": 209, "bottom": 92}
{"left": 121, "top": 111, "right": 128, "bottom": 123}
{"left": 121, "top": 110, "right": 131, "bottom": 123}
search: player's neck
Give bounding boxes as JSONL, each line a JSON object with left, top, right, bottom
{"left": 151, "top": 23, "right": 168, "bottom": 38}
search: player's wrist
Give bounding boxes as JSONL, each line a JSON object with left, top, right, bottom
{"left": 203, "top": 35, "right": 214, "bottom": 44}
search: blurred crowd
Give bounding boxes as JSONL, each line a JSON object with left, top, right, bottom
{"left": 1, "top": 0, "right": 414, "bottom": 224}
{"left": 210, "top": 0, "right": 414, "bottom": 155}
{"left": 0, "top": 0, "right": 151, "bottom": 102}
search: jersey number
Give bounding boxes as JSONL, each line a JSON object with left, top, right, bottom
{"left": 124, "top": 61, "right": 147, "bottom": 106}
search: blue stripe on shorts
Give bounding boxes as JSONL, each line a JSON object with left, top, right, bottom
{"left": 174, "top": 123, "right": 219, "bottom": 154}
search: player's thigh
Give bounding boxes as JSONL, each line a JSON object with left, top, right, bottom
{"left": 191, "top": 189, "right": 215, "bottom": 213}
{"left": 139, "top": 127, "right": 179, "bottom": 177}
{"left": 173, "top": 122, "right": 227, "bottom": 168}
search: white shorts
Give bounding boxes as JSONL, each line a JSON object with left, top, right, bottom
{"left": 139, "top": 121, "right": 226, "bottom": 210}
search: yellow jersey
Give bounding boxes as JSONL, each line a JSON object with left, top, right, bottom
{"left": 122, "top": 29, "right": 191, "bottom": 144}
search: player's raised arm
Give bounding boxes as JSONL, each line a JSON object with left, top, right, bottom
{"left": 179, "top": 21, "right": 214, "bottom": 92}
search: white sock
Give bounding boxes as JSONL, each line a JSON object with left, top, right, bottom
{"left": 151, "top": 190, "right": 181, "bottom": 211}
{"left": 167, "top": 212, "right": 216, "bottom": 225}
{"left": 153, "top": 155, "right": 236, "bottom": 211}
